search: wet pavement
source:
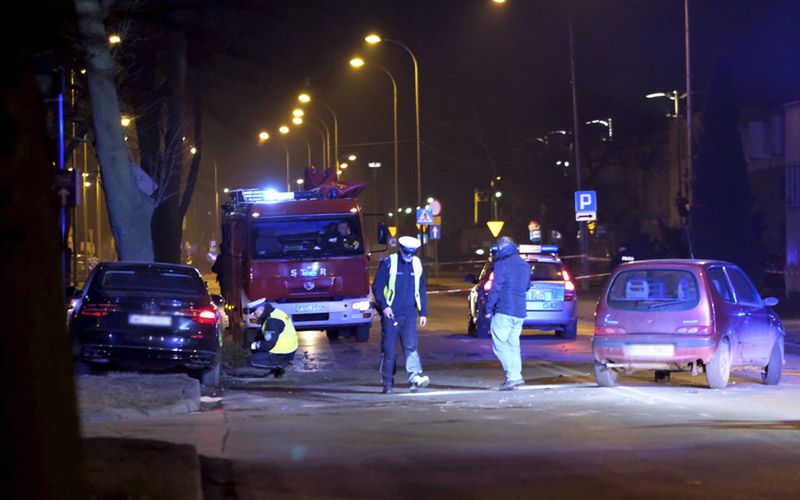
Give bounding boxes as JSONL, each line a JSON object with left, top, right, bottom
{"left": 82, "top": 291, "right": 800, "bottom": 498}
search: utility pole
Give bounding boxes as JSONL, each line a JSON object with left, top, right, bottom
{"left": 569, "top": 14, "right": 590, "bottom": 291}
{"left": 684, "top": 0, "right": 693, "bottom": 200}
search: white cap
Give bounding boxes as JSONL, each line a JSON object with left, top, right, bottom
{"left": 398, "top": 236, "right": 421, "bottom": 250}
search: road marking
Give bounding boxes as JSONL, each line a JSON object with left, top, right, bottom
{"left": 397, "top": 382, "right": 595, "bottom": 397}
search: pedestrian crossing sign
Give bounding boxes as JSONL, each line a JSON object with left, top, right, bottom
{"left": 416, "top": 207, "right": 434, "bottom": 225}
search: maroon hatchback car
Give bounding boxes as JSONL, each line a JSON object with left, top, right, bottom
{"left": 593, "top": 259, "right": 784, "bottom": 389}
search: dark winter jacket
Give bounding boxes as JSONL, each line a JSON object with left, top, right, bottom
{"left": 485, "top": 244, "right": 531, "bottom": 318}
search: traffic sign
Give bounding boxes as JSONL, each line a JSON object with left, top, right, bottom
{"left": 529, "top": 229, "right": 541, "bottom": 242}
{"left": 433, "top": 215, "right": 442, "bottom": 225}
{"left": 430, "top": 225, "right": 441, "bottom": 240}
{"left": 575, "top": 190, "right": 597, "bottom": 221}
{"left": 387, "top": 226, "right": 397, "bottom": 237}
{"left": 54, "top": 169, "right": 80, "bottom": 207}
{"left": 416, "top": 207, "right": 434, "bottom": 225}
{"left": 486, "top": 220, "right": 504, "bottom": 238}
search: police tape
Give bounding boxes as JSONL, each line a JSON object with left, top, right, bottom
{"left": 425, "top": 272, "right": 611, "bottom": 295}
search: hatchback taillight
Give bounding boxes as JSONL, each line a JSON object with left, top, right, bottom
{"left": 675, "top": 325, "right": 714, "bottom": 334}
{"left": 180, "top": 308, "right": 218, "bottom": 325}
{"left": 78, "top": 304, "right": 119, "bottom": 317}
{"left": 562, "top": 270, "right": 576, "bottom": 301}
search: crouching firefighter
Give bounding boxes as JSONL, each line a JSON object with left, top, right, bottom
{"left": 248, "top": 300, "right": 299, "bottom": 374}
{"left": 372, "top": 236, "right": 430, "bottom": 394}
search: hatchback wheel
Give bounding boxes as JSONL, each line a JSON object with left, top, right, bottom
{"left": 706, "top": 338, "right": 731, "bottom": 389}
{"left": 594, "top": 362, "right": 617, "bottom": 387}
{"left": 761, "top": 337, "right": 783, "bottom": 385}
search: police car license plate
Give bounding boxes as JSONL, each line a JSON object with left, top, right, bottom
{"left": 626, "top": 344, "right": 675, "bottom": 358}
{"left": 129, "top": 314, "right": 172, "bottom": 327}
{"left": 295, "top": 303, "right": 329, "bottom": 313}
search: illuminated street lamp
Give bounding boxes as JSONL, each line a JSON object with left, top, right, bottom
{"left": 258, "top": 130, "right": 270, "bottom": 142}
{"left": 292, "top": 108, "right": 304, "bottom": 117}
{"left": 190, "top": 146, "right": 197, "bottom": 155}
{"left": 108, "top": 34, "right": 121, "bottom": 44}
{"left": 279, "top": 125, "right": 290, "bottom": 135}
{"left": 365, "top": 33, "right": 422, "bottom": 207}
{"left": 348, "top": 154, "right": 357, "bottom": 161}
{"left": 296, "top": 92, "right": 340, "bottom": 169}
{"left": 292, "top": 116, "right": 303, "bottom": 125}
{"left": 120, "top": 116, "right": 132, "bottom": 127}
{"left": 350, "top": 55, "right": 400, "bottom": 215}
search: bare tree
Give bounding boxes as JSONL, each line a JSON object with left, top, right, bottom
{"left": 75, "top": 0, "right": 155, "bottom": 260}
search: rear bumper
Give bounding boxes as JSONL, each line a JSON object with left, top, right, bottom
{"left": 522, "top": 301, "right": 577, "bottom": 330}
{"left": 78, "top": 344, "right": 218, "bottom": 370}
{"left": 592, "top": 333, "right": 718, "bottom": 366}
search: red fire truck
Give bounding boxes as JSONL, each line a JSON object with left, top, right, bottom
{"left": 217, "top": 188, "right": 383, "bottom": 343}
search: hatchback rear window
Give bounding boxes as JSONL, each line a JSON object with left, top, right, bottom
{"left": 93, "top": 268, "right": 205, "bottom": 295}
{"left": 606, "top": 269, "right": 700, "bottom": 311}
{"left": 530, "top": 262, "right": 563, "bottom": 281}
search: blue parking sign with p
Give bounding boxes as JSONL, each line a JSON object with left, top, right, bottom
{"left": 575, "top": 191, "right": 597, "bottom": 212}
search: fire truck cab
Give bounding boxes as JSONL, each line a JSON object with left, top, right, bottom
{"left": 218, "top": 189, "right": 377, "bottom": 342}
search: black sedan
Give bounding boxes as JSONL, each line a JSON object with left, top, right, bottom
{"left": 70, "top": 261, "right": 222, "bottom": 386}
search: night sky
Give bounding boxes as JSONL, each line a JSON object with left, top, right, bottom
{"left": 191, "top": 0, "right": 800, "bottom": 243}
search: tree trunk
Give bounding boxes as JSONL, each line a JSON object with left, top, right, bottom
{"left": 0, "top": 57, "right": 84, "bottom": 500}
{"left": 75, "top": 0, "right": 155, "bottom": 261}
{"left": 152, "top": 21, "right": 187, "bottom": 264}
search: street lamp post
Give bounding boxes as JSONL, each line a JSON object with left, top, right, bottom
{"left": 350, "top": 56, "right": 399, "bottom": 215}
{"left": 306, "top": 122, "right": 328, "bottom": 168}
{"left": 366, "top": 34, "right": 422, "bottom": 207}
{"left": 278, "top": 126, "right": 291, "bottom": 191}
{"left": 298, "top": 93, "right": 340, "bottom": 169}
{"left": 213, "top": 159, "right": 220, "bottom": 241}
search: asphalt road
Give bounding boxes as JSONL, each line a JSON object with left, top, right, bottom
{"left": 82, "top": 291, "right": 800, "bottom": 499}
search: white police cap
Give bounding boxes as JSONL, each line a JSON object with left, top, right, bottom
{"left": 398, "top": 236, "right": 421, "bottom": 250}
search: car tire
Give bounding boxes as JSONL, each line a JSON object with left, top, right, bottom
{"left": 558, "top": 320, "right": 578, "bottom": 340}
{"left": 706, "top": 337, "right": 732, "bottom": 389}
{"left": 200, "top": 358, "right": 221, "bottom": 388}
{"left": 354, "top": 324, "right": 370, "bottom": 343}
{"left": 475, "top": 315, "right": 490, "bottom": 339}
{"left": 467, "top": 313, "right": 476, "bottom": 336}
{"left": 594, "top": 362, "right": 617, "bottom": 387}
{"left": 326, "top": 329, "right": 341, "bottom": 341}
{"left": 761, "top": 337, "right": 783, "bottom": 385}
{"left": 654, "top": 370, "right": 671, "bottom": 384}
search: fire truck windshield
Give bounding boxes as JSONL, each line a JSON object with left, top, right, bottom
{"left": 252, "top": 215, "right": 364, "bottom": 259}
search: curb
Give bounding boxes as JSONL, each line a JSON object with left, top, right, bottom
{"left": 81, "top": 398, "right": 202, "bottom": 423}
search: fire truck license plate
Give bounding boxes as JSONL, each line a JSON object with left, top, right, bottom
{"left": 295, "top": 304, "right": 329, "bottom": 313}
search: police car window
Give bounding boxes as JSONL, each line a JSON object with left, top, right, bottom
{"left": 530, "top": 262, "right": 562, "bottom": 281}
{"left": 252, "top": 215, "right": 363, "bottom": 259}
{"left": 725, "top": 266, "right": 760, "bottom": 305}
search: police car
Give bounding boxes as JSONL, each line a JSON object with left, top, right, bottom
{"left": 466, "top": 244, "right": 578, "bottom": 339}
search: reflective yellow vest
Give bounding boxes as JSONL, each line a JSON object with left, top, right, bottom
{"left": 383, "top": 253, "right": 423, "bottom": 311}
{"left": 262, "top": 307, "right": 298, "bottom": 354}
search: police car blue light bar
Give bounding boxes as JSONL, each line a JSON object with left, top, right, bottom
{"left": 518, "top": 244, "right": 560, "bottom": 255}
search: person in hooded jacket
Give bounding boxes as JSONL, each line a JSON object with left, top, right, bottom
{"left": 485, "top": 236, "right": 531, "bottom": 390}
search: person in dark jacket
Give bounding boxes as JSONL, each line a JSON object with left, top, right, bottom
{"left": 485, "top": 236, "right": 531, "bottom": 390}
{"left": 372, "top": 236, "right": 430, "bottom": 394}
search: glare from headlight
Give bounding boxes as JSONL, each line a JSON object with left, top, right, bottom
{"left": 352, "top": 300, "right": 371, "bottom": 311}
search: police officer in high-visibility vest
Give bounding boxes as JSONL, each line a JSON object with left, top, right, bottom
{"left": 249, "top": 300, "right": 299, "bottom": 372}
{"left": 372, "top": 236, "right": 430, "bottom": 394}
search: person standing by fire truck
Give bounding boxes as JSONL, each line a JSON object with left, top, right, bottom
{"left": 372, "top": 236, "right": 430, "bottom": 394}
